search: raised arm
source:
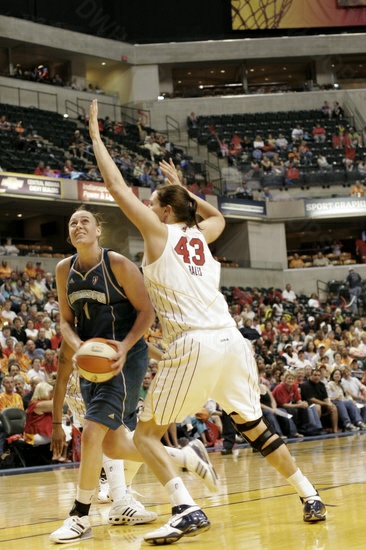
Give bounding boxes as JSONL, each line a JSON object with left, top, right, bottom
{"left": 89, "top": 100, "right": 164, "bottom": 242}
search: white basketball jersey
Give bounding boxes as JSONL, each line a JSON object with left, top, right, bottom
{"left": 142, "top": 223, "right": 235, "bottom": 343}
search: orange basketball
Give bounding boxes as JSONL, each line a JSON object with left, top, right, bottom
{"left": 74, "top": 338, "right": 118, "bottom": 383}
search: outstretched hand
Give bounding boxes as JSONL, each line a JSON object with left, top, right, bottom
{"left": 89, "top": 99, "right": 100, "bottom": 141}
{"left": 159, "top": 158, "right": 182, "bottom": 187}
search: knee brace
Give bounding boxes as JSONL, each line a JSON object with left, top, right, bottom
{"left": 230, "top": 414, "right": 285, "bottom": 457}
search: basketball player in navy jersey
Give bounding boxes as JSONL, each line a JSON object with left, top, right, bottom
{"left": 88, "top": 98, "right": 327, "bottom": 545}
{"left": 50, "top": 207, "right": 219, "bottom": 544}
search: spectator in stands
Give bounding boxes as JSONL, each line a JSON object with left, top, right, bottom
{"left": 61, "top": 159, "right": 77, "bottom": 178}
{"left": 25, "top": 339, "right": 45, "bottom": 361}
{"left": 298, "top": 141, "right": 313, "bottom": 165}
{"left": 43, "top": 292, "right": 60, "bottom": 318}
{"left": 356, "top": 160, "right": 366, "bottom": 177}
{"left": 34, "top": 161, "right": 46, "bottom": 176}
{"left": 317, "top": 154, "right": 332, "bottom": 171}
{"left": 346, "top": 267, "right": 362, "bottom": 314}
{"left": 321, "top": 100, "right": 332, "bottom": 119}
{"left": 350, "top": 179, "right": 365, "bottom": 197}
{"left": 332, "top": 101, "right": 344, "bottom": 119}
{"left": 11, "top": 317, "right": 27, "bottom": 345}
{"left": 275, "top": 133, "right": 288, "bottom": 152}
{"left": 25, "top": 319, "right": 38, "bottom": 341}
{"left": 271, "top": 371, "right": 310, "bottom": 436}
{"left": 261, "top": 156, "right": 274, "bottom": 173}
{"left": 253, "top": 135, "right": 265, "bottom": 150}
{"left": 0, "top": 374, "right": 24, "bottom": 453}
{"left": 300, "top": 368, "right": 339, "bottom": 433}
{"left": 23, "top": 261, "right": 36, "bottom": 279}
{"left": 234, "top": 181, "right": 253, "bottom": 200}
{"left": 289, "top": 253, "right": 305, "bottom": 268}
{"left": 50, "top": 323, "right": 63, "bottom": 350}
{"left": 187, "top": 112, "right": 198, "bottom": 128}
{"left": 287, "top": 147, "right": 300, "bottom": 167}
{"left": 312, "top": 123, "right": 326, "bottom": 143}
{"left": 0, "top": 114, "right": 11, "bottom": 131}
{"left": 3, "top": 238, "right": 19, "bottom": 256}
{"left": 41, "top": 349, "right": 58, "bottom": 376}
{"left": 35, "top": 328, "right": 52, "bottom": 352}
{"left": 291, "top": 124, "right": 304, "bottom": 143}
{"left": 313, "top": 252, "right": 330, "bottom": 267}
{"left": 282, "top": 283, "right": 297, "bottom": 303}
{"left": 41, "top": 273, "right": 57, "bottom": 295}
{"left": 284, "top": 163, "right": 300, "bottom": 186}
{"left": 341, "top": 367, "right": 366, "bottom": 421}
{"left": 348, "top": 127, "right": 362, "bottom": 147}
{"left": 27, "top": 358, "right": 46, "bottom": 383}
{"left": 327, "top": 368, "right": 366, "bottom": 430}
{"left": 261, "top": 187, "right": 273, "bottom": 201}
{"left": 0, "top": 260, "right": 13, "bottom": 280}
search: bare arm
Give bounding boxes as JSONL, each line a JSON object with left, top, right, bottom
{"left": 89, "top": 100, "right": 166, "bottom": 247}
{"left": 55, "top": 259, "right": 83, "bottom": 353}
{"left": 51, "top": 340, "right": 73, "bottom": 456}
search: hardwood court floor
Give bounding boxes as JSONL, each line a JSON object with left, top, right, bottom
{"left": 2, "top": 435, "right": 366, "bottom": 550}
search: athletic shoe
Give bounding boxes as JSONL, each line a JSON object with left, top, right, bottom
{"left": 182, "top": 439, "right": 219, "bottom": 493}
{"left": 301, "top": 496, "right": 327, "bottom": 522}
{"left": 108, "top": 494, "right": 158, "bottom": 525}
{"left": 345, "top": 423, "right": 360, "bottom": 432}
{"left": 49, "top": 516, "right": 92, "bottom": 543}
{"left": 98, "top": 477, "right": 112, "bottom": 503}
{"left": 221, "top": 448, "right": 233, "bottom": 455}
{"left": 144, "top": 504, "right": 210, "bottom": 545}
{"left": 357, "top": 421, "right": 366, "bottom": 430}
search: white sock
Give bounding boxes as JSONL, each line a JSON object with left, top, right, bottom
{"left": 287, "top": 468, "right": 320, "bottom": 501}
{"left": 124, "top": 460, "right": 143, "bottom": 487}
{"left": 76, "top": 487, "right": 95, "bottom": 505}
{"left": 165, "top": 476, "right": 196, "bottom": 507}
{"left": 103, "top": 454, "right": 127, "bottom": 502}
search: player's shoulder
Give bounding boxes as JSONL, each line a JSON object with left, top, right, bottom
{"left": 107, "top": 250, "right": 140, "bottom": 274}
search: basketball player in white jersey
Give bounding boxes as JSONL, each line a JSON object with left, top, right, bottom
{"left": 89, "top": 99, "right": 326, "bottom": 545}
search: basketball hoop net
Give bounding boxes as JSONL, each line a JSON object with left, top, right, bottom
{"left": 232, "top": 0, "right": 294, "bottom": 30}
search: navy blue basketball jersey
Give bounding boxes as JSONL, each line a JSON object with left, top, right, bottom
{"left": 67, "top": 248, "right": 137, "bottom": 341}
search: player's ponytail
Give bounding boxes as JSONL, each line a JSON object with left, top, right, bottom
{"left": 156, "top": 185, "right": 199, "bottom": 228}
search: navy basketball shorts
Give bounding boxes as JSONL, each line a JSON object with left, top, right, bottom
{"left": 80, "top": 338, "right": 148, "bottom": 431}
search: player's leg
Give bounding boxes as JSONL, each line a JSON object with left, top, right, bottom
{"left": 134, "top": 418, "right": 211, "bottom": 545}
{"left": 230, "top": 413, "right": 326, "bottom": 521}
{"left": 50, "top": 419, "right": 107, "bottom": 543}
{"left": 131, "top": 335, "right": 221, "bottom": 545}
{"left": 219, "top": 330, "right": 326, "bottom": 523}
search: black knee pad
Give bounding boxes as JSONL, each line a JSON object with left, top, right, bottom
{"left": 230, "top": 414, "right": 285, "bottom": 457}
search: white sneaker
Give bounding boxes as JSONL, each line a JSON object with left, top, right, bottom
{"left": 182, "top": 440, "right": 219, "bottom": 493}
{"left": 49, "top": 516, "right": 92, "bottom": 543}
{"left": 144, "top": 504, "right": 210, "bottom": 545}
{"left": 108, "top": 494, "right": 158, "bottom": 525}
{"left": 98, "top": 477, "right": 112, "bottom": 503}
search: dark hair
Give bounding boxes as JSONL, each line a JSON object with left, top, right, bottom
{"left": 155, "top": 185, "right": 199, "bottom": 228}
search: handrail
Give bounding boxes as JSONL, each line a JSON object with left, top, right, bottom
{"left": 65, "top": 99, "right": 85, "bottom": 122}
{"left": 204, "top": 160, "right": 223, "bottom": 192}
{"left": 0, "top": 82, "right": 58, "bottom": 111}
{"left": 165, "top": 115, "right": 180, "bottom": 142}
